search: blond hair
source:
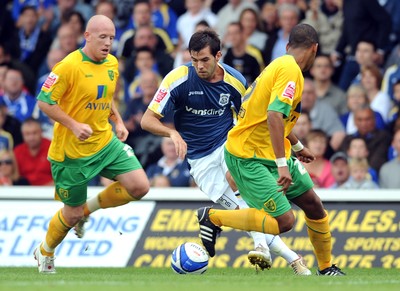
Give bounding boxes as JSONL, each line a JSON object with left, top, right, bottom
{"left": 348, "top": 157, "right": 369, "bottom": 171}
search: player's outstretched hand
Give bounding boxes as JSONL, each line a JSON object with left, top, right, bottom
{"left": 295, "top": 147, "right": 315, "bottom": 163}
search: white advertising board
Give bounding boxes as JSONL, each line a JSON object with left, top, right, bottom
{"left": 0, "top": 200, "right": 155, "bottom": 267}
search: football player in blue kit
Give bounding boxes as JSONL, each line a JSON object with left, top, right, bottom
{"left": 141, "top": 29, "right": 311, "bottom": 275}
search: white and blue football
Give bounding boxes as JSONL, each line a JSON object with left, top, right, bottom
{"left": 171, "top": 242, "right": 209, "bottom": 274}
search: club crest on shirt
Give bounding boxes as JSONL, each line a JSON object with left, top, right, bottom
{"left": 219, "top": 93, "right": 230, "bottom": 106}
{"left": 108, "top": 70, "right": 114, "bottom": 81}
{"left": 43, "top": 72, "right": 59, "bottom": 90}
{"left": 282, "top": 81, "right": 296, "bottom": 100}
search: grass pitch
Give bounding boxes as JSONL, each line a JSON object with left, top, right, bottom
{"left": 0, "top": 267, "right": 399, "bottom": 291}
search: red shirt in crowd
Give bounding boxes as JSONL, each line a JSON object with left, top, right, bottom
{"left": 14, "top": 138, "right": 52, "bottom": 185}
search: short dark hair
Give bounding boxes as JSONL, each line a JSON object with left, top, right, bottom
{"left": 22, "top": 117, "right": 42, "bottom": 128}
{"left": 134, "top": 0, "right": 150, "bottom": 10}
{"left": 288, "top": 24, "right": 318, "bottom": 49}
{"left": 196, "top": 20, "right": 210, "bottom": 28}
{"left": 135, "top": 46, "right": 155, "bottom": 59}
{"left": 62, "top": 10, "right": 85, "bottom": 33}
{"left": 20, "top": 5, "right": 37, "bottom": 15}
{"left": 188, "top": 29, "right": 221, "bottom": 56}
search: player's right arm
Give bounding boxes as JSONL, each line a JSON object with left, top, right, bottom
{"left": 141, "top": 109, "right": 187, "bottom": 160}
{"left": 38, "top": 101, "right": 93, "bottom": 141}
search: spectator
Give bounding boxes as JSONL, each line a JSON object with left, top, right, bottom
{"left": 215, "top": 0, "right": 259, "bottom": 42}
{"left": 223, "top": 22, "right": 264, "bottom": 84}
{"left": 301, "top": 78, "right": 345, "bottom": 151}
{"left": 381, "top": 61, "right": 400, "bottom": 101}
{"left": 0, "top": 42, "right": 36, "bottom": 94}
{"left": 292, "top": 111, "right": 312, "bottom": 145}
{"left": 0, "top": 103, "right": 23, "bottom": 147}
{"left": 1, "top": 2, "right": 18, "bottom": 56}
{"left": 331, "top": 0, "right": 391, "bottom": 91}
{"left": 360, "top": 64, "right": 392, "bottom": 123}
{"left": 176, "top": 0, "right": 217, "bottom": 49}
{"left": 340, "top": 84, "right": 385, "bottom": 134}
{"left": 340, "top": 104, "right": 392, "bottom": 172}
{"left": 329, "top": 151, "right": 350, "bottom": 188}
{"left": 36, "top": 48, "right": 67, "bottom": 95}
{"left": 379, "top": 129, "right": 400, "bottom": 188}
{"left": 302, "top": 0, "right": 343, "bottom": 55}
{"left": 380, "top": 0, "right": 400, "bottom": 53}
{"left": 0, "top": 149, "right": 29, "bottom": 186}
{"left": 95, "top": 0, "right": 135, "bottom": 30}
{"left": 346, "top": 137, "right": 379, "bottom": 184}
{"left": 239, "top": 7, "right": 268, "bottom": 52}
{"left": 340, "top": 157, "right": 379, "bottom": 189}
{"left": 302, "top": 129, "right": 335, "bottom": 188}
{"left": 384, "top": 42, "right": 400, "bottom": 71}
{"left": 146, "top": 137, "right": 192, "bottom": 187}
{"left": 150, "top": 175, "right": 171, "bottom": 187}
{"left": 61, "top": 10, "right": 85, "bottom": 48}
{"left": 260, "top": 2, "right": 279, "bottom": 36}
{"left": 13, "top": 117, "right": 52, "bottom": 185}
{"left": 309, "top": 54, "right": 347, "bottom": 115}
{"left": 0, "top": 107, "right": 14, "bottom": 151}
{"left": 14, "top": 6, "right": 52, "bottom": 75}
{"left": 118, "top": 0, "right": 174, "bottom": 59}
{"left": 150, "top": 0, "right": 179, "bottom": 45}
{"left": 0, "top": 63, "right": 7, "bottom": 95}
{"left": 47, "top": 0, "right": 93, "bottom": 36}
{"left": 11, "top": 0, "right": 56, "bottom": 22}
{"left": 346, "top": 40, "right": 377, "bottom": 87}
{"left": 121, "top": 25, "right": 174, "bottom": 81}
{"left": 125, "top": 46, "right": 163, "bottom": 102}
{"left": 123, "top": 70, "right": 173, "bottom": 169}
{"left": 50, "top": 24, "right": 80, "bottom": 55}
{"left": 0, "top": 67, "right": 36, "bottom": 123}
{"left": 264, "top": 3, "right": 300, "bottom": 64}
{"left": 388, "top": 80, "right": 400, "bottom": 131}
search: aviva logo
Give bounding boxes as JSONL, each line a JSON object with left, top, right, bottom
{"left": 96, "top": 85, "right": 108, "bottom": 99}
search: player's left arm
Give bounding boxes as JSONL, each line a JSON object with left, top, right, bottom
{"left": 109, "top": 99, "right": 128, "bottom": 142}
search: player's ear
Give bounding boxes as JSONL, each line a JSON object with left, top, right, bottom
{"left": 216, "top": 51, "right": 222, "bottom": 62}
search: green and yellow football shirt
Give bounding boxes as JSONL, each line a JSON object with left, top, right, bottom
{"left": 226, "top": 55, "right": 303, "bottom": 161}
{"left": 37, "top": 49, "right": 119, "bottom": 162}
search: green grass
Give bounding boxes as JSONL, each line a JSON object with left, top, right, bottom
{"left": 1, "top": 267, "right": 399, "bottom": 291}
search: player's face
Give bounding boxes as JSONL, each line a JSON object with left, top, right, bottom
{"left": 190, "top": 46, "right": 221, "bottom": 81}
{"left": 86, "top": 25, "right": 115, "bottom": 61}
{"left": 303, "top": 43, "right": 318, "bottom": 72}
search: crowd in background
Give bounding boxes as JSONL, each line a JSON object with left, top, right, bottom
{"left": 0, "top": 0, "right": 400, "bottom": 189}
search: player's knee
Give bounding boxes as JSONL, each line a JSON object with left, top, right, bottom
{"left": 126, "top": 180, "right": 150, "bottom": 200}
{"left": 301, "top": 192, "right": 326, "bottom": 219}
{"left": 62, "top": 206, "right": 84, "bottom": 226}
{"left": 277, "top": 211, "right": 295, "bottom": 233}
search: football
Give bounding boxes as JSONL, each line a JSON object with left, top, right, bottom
{"left": 171, "top": 242, "right": 209, "bottom": 274}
